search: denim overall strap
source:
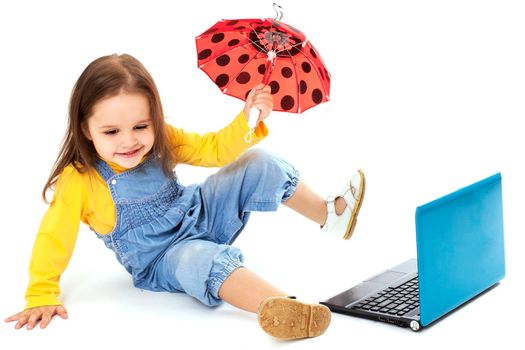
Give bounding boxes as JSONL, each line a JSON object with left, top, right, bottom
{"left": 95, "top": 158, "right": 116, "bottom": 183}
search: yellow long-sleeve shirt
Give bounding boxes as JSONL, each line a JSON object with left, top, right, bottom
{"left": 25, "top": 111, "right": 267, "bottom": 310}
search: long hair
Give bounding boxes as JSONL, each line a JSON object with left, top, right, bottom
{"left": 42, "top": 54, "right": 174, "bottom": 202}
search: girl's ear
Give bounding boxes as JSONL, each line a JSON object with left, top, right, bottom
{"left": 81, "top": 122, "right": 92, "bottom": 141}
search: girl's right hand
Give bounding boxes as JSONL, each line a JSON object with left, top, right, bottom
{"left": 4, "top": 305, "right": 68, "bottom": 330}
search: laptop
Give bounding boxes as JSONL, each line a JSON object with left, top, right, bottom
{"left": 320, "top": 173, "right": 505, "bottom": 331}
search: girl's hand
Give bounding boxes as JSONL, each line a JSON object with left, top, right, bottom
{"left": 243, "top": 84, "right": 274, "bottom": 126}
{"left": 5, "top": 305, "right": 68, "bottom": 330}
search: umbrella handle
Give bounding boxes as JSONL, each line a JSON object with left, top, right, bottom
{"left": 273, "top": 3, "right": 283, "bottom": 21}
{"left": 262, "top": 50, "right": 277, "bottom": 85}
{"left": 244, "top": 108, "right": 260, "bottom": 143}
{"left": 244, "top": 128, "right": 255, "bottom": 143}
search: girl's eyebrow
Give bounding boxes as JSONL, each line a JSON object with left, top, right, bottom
{"left": 98, "top": 119, "right": 151, "bottom": 129}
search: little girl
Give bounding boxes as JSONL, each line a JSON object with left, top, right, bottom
{"left": 5, "top": 54, "right": 365, "bottom": 340}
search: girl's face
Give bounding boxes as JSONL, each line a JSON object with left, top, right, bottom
{"left": 83, "top": 92, "right": 155, "bottom": 169}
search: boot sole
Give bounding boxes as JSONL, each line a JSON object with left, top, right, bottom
{"left": 258, "top": 297, "right": 331, "bottom": 340}
{"left": 343, "top": 169, "right": 366, "bottom": 240}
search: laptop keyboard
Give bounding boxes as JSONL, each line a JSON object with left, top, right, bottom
{"left": 351, "top": 276, "right": 420, "bottom": 316}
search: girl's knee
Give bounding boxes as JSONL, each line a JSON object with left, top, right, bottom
{"left": 165, "top": 241, "right": 244, "bottom": 306}
{"left": 241, "top": 148, "right": 274, "bottom": 165}
{"left": 241, "top": 149, "right": 285, "bottom": 175}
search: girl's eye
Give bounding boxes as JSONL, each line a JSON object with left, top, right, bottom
{"left": 104, "top": 129, "right": 118, "bottom": 135}
{"left": 135, "top": 125, "right": 149, "bottom": 130}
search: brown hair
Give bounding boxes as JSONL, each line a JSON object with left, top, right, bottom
{"left": 42, "top": 54, "right": 174, "bottom": 202}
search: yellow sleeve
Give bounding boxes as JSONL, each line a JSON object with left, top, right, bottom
{"left": 24, "top": 165, "right": 85, "bottom": 310}
{"left": 166, "top": 110, "right": 268, "bottom": 167}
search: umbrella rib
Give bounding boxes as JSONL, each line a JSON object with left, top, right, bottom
{"left": 275, "top": 41, "right": 304, "bottom": 56}
{"left": 241, "top": 31, "right": 267, "bottom": 54}
{"left": 247, "top": 22, "right": 273, "bottom": 54}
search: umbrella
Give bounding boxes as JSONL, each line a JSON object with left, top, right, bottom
{"left": 195, "top": 4, "right": 331, "bottom": 115}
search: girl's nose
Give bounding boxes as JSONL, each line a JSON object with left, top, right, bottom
{"left": 121, "top": 131, "right": 138, "bottom": 148}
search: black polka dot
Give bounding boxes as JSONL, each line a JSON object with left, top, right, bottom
{"left": 319, "top": 68, "right": 324, "bottom": 80}
{"left": 281, "top": 96, "right": 295, "bottom": 111}
{"left": 198, "top": 49, "right": 212, "bottom": 60}
{"left": 310, "top": 48, "right": 318, "bottom": 59}
{"left": 299, "top": 80, "right": 307, "bottom": 94}
{"left": 312, "top": 89, "right": 323, "bottom": 104}
{"left": 249, "top": 31, "right": 259, "bottom": 43}
{"left": 238, "top": 54, "right": 250, "bottom": 64}
{"left": 269, "top": 81, "right": 280, "bottom": 94}
{"left": 258, "top": 64, "right": 266, "bottom": 75}
{"left": 215, "top": 74, "right": 229, "bottom": 88}
{"left": 234, "top": 26, "right": 247, "bottom": 31}
{"left": 216, "top": 54, "right": 231, "bottom": 66}
{"left": 301, "top": 62, "right": 312, "bottom": 73}
{"left": 236, "top": 72, "right": 251, "bottom": 84}
{"left": 228, "top": 39, "right": 240, "bottom": 46}
{"left": 281, "top": 67, "right": 293, "bottom": 78}
{"left": 212, "top": 33, "right": 225, "bottom": 43}
{"left": 226, "top": 20, "right": 239, "bottom": 26}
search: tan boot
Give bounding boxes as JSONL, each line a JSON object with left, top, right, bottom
{"left": 257, "top": 296, "right": 331, "bottom": 340}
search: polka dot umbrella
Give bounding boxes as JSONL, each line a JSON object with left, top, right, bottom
{"left": 195, "top": 4, "right": 330, "bottom": 114}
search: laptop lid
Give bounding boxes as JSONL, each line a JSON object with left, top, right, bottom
{"left": 415, "top": 173, "right": 505, "bottom": 326}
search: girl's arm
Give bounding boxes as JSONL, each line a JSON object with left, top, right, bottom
{"left": 5, "top": 165, "right": 84, "bottom": 329}
{"left": 167, "top": 85, "right": 273, "bottom": 167}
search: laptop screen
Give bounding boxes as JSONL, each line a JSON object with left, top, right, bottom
{"left": 415, "top": 173, "right": 505, "bottom": 326}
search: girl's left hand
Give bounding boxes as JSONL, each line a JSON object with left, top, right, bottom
{"left": 243, "top": 84, "right": 274, "bottom": 126}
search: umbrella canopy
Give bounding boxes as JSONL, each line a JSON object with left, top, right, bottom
{"left": 195, "top": 9, "right": 330, "bottom": 114}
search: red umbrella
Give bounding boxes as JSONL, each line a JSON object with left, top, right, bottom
{"left": 195, "top": 4, "right": 330, "bottom": 114}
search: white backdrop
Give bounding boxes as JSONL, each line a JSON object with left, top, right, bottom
{"left": 1, "top": 0, "right": 524, "bottom": 348}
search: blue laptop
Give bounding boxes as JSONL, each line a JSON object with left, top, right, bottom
{"left": 321, "top": 173, "right": 505, "bottom": 331}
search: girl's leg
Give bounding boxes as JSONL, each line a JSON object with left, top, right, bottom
{"left": 201, "top": 149, "right": 347, "bottom": 243}
{"left": 283, "top": 181, "right": 346, "bottom": 226}
{"left": 218, "top": 267, "right": 286, "bottom": 313}
{"left": 219, "top": 266, "right": 331, "bottom": 340}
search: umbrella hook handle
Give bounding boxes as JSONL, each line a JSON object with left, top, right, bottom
{"left": 273, "top": 3, "right": 283, "bottom": 21}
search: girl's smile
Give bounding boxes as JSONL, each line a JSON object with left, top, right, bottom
{"left": 116, "top": 146, "right": 143, "bottom": 158}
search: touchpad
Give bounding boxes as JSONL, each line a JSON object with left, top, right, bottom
{"left": 365, "top": 270, "right": 405, "bottom": 284}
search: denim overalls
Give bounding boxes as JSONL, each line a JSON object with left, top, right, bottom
{"left": 94, "top": 149, "right": 299, "bottom": 306}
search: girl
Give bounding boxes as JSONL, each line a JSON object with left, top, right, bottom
{"left": 4, "top": 54, "right": 365, "bottom": 340}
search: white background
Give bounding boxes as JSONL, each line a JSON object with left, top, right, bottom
{"left": 1, "top": 0, "right": 524, "bottom": 348}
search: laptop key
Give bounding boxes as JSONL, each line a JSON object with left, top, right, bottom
{"left": 395, "top": 303, "right": 409, "bottom": 310}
